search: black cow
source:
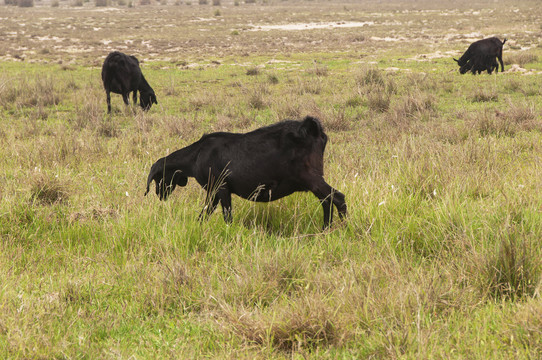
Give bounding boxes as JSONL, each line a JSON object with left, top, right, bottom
{"left": 101, "top": 51, "right": 157, "bottom": 113}
{"left": 454, "top": 37, "right": 507, "bottom": 74}
{"left": 145, "top": 116, "right": 347, "bottom": 228}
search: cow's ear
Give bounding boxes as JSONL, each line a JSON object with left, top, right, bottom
{"left": 453, "top": 58, "right": 459, "bottom": 63}
{"left": 172, "top": 170, "right": 188, "bottom": 187}
{"left": 299, "top": 116, "right": 322, "bottom": 138}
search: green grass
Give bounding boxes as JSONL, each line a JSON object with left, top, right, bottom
{"left": 1, "top": 0, "right": 542, "bottom": 358}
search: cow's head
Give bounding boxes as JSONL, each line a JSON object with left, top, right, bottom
{"left": 453, "top": 58, "right": 467, "bottom": 67}
{"left": 140, "top": 91, "right": 158, "bottom": 111}
{"left": 145, "top": 158, "right": 188, "bottom": 200}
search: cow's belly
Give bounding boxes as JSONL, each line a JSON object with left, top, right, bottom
{"left": 231, "top": 179, "right": 306, "bottom": 202}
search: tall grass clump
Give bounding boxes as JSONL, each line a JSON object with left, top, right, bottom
{"left": 356, "top": 67, "right": 385, "bottom": 87}
{"left": 73, "top": 94, "right": 118, "bottom": 137}
{"left": 356, "top": 67, "right": 395, "bottom": 112}
{"left": 246, "top": 67, "right": 260, "bottom": 76}
{"left": 471, "top": 88, "right": 499, "bottom": 103}
{"left": 472, "top": 103, "right": 540, "bottom": 137}
{"left": 30, "top": 174, "right": 70, "bottom": 205}
{"left": 248, "top": 91, "right": 267, "bottom": 110}
{"left": 223, "top": 297, "right": 340, "bottom": 351}
{"left": 472, "top": 111, "right": 514, "bottom": 137}
{"left": 504, "top": 52, "right": 538, "bottom": 66}
{"left": 0, "top": 77, "right": 18, "bottom": 108}
{"left": 307, "top": 64, "right": 329, "bottom": 77}
{"left": 322, "top": 108, "right": 351, "bottom": 132}
{"left": 296, "top": 77, "right": 323, "bottom": 95}
{"left": 501, "top": 101, "right": 540, "bottom": 129}
{"left": 219, "top": 250, "right": 310, "bottom": 308}
{"left": 32, "top": 76, "right": 61, "bottom": 107}
{"left": 367, "top": 91, "right": 390, "bottom": 112}
{"left": 267, "top": 73, "right": 279, "bottom": 84}
{"left": 393, "top": 92, "right": 436, "bottom": 119}
{"left": 3, "top": 75, "right": 62, "bottom": 108}
{"left": 484, "top": 234, "right": 541, "bottom": 300}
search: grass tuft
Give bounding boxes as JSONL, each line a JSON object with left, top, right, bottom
{"left": 224, "top": 297, "right": 340, "bottom": 351}
{"left": 504, "top": 52, "right": 538, "bottom": 66}
{"left": 356, "top": 67, "right": 385, "bottom": 87}
{"left": 30, "top": 174, "right": 69, "bottom": 205}
{"left": 307, "top": 64, "right": 329, "bottom": 77}
{"left": 246, "top": 67, "right": 260, "bottom": 76}
{"left": 471, "top": 88, "right": 499, "bottom": 103}
{"left": 393, "top": 92, "right": 436, "bottom": 119}
{"left": 367, "top": 91, "right": 390, "bottom": 112}
{"left": 485, "top": 234, "right": 541, "bottom": 300}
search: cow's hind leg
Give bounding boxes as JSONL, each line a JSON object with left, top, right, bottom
{"left": 106, "top": 90, "right": 112, "bottom": 113}
{"left": 497, "top": 54, "right": 504, "bottom": 73}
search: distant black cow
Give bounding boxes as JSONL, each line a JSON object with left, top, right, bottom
{"left": 145, "top": 116, "right": 347, "bottom": 228}
{"left": 454, "top": 37, "right": 507, "bottom": 74}
{"left": 101, "top": 51, "right": 157, "bottom": 113}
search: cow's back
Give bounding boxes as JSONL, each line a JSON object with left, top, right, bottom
{"left": 101, "top": 51, "right": 142, "bottom": 94}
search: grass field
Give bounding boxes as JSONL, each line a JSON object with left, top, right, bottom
{"left": 1, "top": 0, "right": 542, "bottom": 358}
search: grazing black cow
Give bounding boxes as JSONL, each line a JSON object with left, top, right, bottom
{"left": 145, "top": 116, "right": 347, "bottom": 228}
{"left": 454, "top": 37, "right": 507, "bottom": 74}
{"left": 101, "top": 51, "right": 157, "bottom": 113}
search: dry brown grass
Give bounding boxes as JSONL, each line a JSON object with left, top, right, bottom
{"left": 472, "top": 103, "right": 541, "bottom": 137}
{"left": 485, "top": 235, "right": 541, "bottom": 300}
{"left": 471, "top": 88, "right": 499, "bottom": 103}
{"left": 30, "top": 173, "right": 70, "bottom": 205}
{"left": 505, "top": 52, "right": 538, "bottom": 66}
{"left": 393, "top": 92, "right": 437, "bottom": 120}
{"left": 223, "top": 297, "right": 340, "bottom": 351}
{"left": 0, "top": 75, "right": 60, "bottom": 109}
{"left": 367, "top": 91, "right": 391, "bottom": 112}
{"left": 246, "top": 67, "right": 260, "bottom": 76}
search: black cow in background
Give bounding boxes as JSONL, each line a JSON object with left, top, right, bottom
{"left": 145, "top": 116, "right": 347, "bottom": 229}
{"left": 454, "top": 37, "right": 507, "bottom": 74}
{"left": 101, "top": 51, "right": 157, "bottom": 113}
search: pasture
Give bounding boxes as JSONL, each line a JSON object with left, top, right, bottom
{"left": 1, "top": 0, "right": 541, "bottom": 358}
